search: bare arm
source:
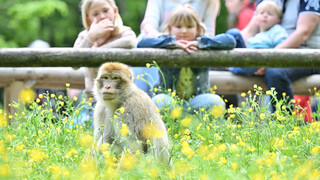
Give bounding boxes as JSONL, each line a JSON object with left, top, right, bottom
{"left": 140, "top": 0, "right": 163, "bottom": 37}
{"left": 240, "top": 15, "right": 259, "bottom": 45}
{"left": 275, "top": 13, "right": 320, "bottom": 49}
{"left": 254, "top": 13, "right": 320, "bottom": 76}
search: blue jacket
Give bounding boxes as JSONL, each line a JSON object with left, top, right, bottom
{"left": 137, "top": 34, "right": 236, "bottom": 50}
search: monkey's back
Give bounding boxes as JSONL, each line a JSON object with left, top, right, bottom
{"left": 122, "top": 86, "right": 168, "bottom": 141}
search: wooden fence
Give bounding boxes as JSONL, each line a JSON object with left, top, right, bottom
{"left": 0, "top": 48, "right": 319, "bottom": 113}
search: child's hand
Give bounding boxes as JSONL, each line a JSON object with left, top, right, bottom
{"left": 176, "top": 40, "right": 198, "bottom": 53}
{"left": 88, "top": 18, "right": 114, "bottom": 41}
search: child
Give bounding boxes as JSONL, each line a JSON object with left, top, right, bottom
{"left": 137, "top": 4, "right": 236, "bottom": 111}
{"left": 227, "top": 0, "right": 288, "bottom": 75}
{"left": 74, "top": 0, "right": 136, "bottom": 98}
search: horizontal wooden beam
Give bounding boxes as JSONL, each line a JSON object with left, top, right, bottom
{"left": 0, "top": 67, "right": 318, "bottom": 95}
{"left": 0, "top": 67, "right": 85, "bottom": 90}
{"left": 210, "top": 71, "right": 320, "bottom": 95}
{"left": 0, "top": 48, "right": 320, "bottom": 68}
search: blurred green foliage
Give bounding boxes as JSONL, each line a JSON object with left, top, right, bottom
{"left": 0, "top": 0, "right": 228, "bottom": 48}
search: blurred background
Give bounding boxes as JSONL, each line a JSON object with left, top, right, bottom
{"left": 0, "top": 0, "right": 229, "bottom": 48}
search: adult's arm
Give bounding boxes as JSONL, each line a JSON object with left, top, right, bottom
{"left": 140, "top": 0, "right": 163, "bottom": 37}
{"left": 275, "top": 13, "right": 320, "bottom": 49}
{"left": 203, "top": 0, "right": 220, "bottom": 37}
{"left": 240, "top": 15, "right": 259, "bottom": 45}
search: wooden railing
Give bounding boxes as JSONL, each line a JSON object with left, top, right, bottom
{"left": 0, "top": 48, "right": 319, "bottom": 113}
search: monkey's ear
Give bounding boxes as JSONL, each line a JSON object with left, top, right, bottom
{"left": 129, "top": 68, "right": 134, "bottom": 81}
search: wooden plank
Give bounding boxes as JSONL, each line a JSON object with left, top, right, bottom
{"left": 0, "top": 67, "right": 85, "bottom": 89}
{"left": 210, "top": 71, "right": 320, "bottom": 95}
{"left": 0, "top": 67, "right": 318, "bottom": 95}
{"left": 0, "top": 48, "right": 320, "bottom": 68}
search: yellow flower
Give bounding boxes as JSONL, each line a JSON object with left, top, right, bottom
{"left": 266, "top": 90, "right": 271, "bottom": 95}
{"left": 50, "top": 94, "right": 55, "bottom": 98}
{"left": 271, "top": 137, "right": 284, "bottom": 149}
{"left": 260, "top": 113, "right": 265, "bottom": 120}
{"left": 311, "top": 146, "right": 320, "bottom": 155}
{"left": 19, "top": 88, "right": 36, "bottom": 104}
{"left": 230, "top": 144, "right": 238, "bottom": 153}
{"left": 79, "top": 133, "right": 93, "bottom": 147}
{"left": 100, "top": 143, "right": 110, "bottom": 153}
{"left": 0, "top": 114, "right": 7, "bottom": 127}
{"left": 181, "top": 141, "right": 195, "bottom": 159}
{"left": 171, "top": 107, "right": 182, "bottom": 119}
{"left": 120, "top": 154, "right": 136, "bottom": 170}
{"left": 29, "top": 148, "right": 48, "bottom": 162}
{"left": 0, "top": 164, "right": 10, "bottom": 177}
{"left": 219, "top": 157, "right": 227, "bottom": 164}
{"left": 142, "top": 123, "right": 165, "bottom": 139}
{"left": 181, "top": 116, "right": 192, "bottom": 127}
{"left": 66, "top": 83, "right": 70, "bottom": 87}
{"left": 73, "top": 96, "right": 78, "bottom": 101}
{"left": 119, "top": 107, "right": 125, "bottom": 114}
{"left": 16, "top": 143, "right": 25, "bottom": 151}
{"left": 136, "top": 75, "right": 140, "bottom": 79}
{"left": 210, "top": 105, "right": 225, "bottom": 118}
{"left": 231, "top": 162, "right": 238, "bottom": 171}
{"left": 120, "top": 124, "right": 129, "bottom": 137}
{"left": 241, "top": 92, "right": 246, "bottom": 97}
{"left": 146, "top": 63, "right": 151, "bottom": 68}
{"left": 58, "top": 95, "right": 63, "bottom": 100}
{"left": 146, "top": 167, "right": 159, "bottom": 179}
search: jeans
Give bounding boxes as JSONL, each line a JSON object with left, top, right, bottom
{"left": 228, "top": 67, "right": 259, "bottom": 75}
{"left": 265, "top": 68, "right": 320, "bottom": 110}
{"left": 225, "top": 28, "right": 246, "bottom": 48}
{"left": 152, "top": 93, "right": 226, "bottom": 111}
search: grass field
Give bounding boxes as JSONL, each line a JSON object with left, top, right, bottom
{"left": 0, "top": 83, "right": 319, "bottom": 180}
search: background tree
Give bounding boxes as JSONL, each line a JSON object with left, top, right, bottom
{"left": 0, "top": 0, "right": 228, "bottom": 48}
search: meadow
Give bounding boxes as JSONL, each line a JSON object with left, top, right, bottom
{"left": 0, "top": 82, "right": 319, "bottom": 180}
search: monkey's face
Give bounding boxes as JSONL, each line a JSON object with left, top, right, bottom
{"left": 97, "top": 73, "right": 122, "bottom": 100}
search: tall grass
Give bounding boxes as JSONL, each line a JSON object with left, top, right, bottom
{"left": 0, "top": 83, "right": 319, "bottom": 179}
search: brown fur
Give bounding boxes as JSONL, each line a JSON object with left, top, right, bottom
{"left": 93, "top": 62, "right": 170, "bottom": 164}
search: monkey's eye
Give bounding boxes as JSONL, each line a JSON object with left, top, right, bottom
{"left": 112, "top": 76, "right": 120, "bottom": 80}
{"left": 101, "top": 76, "right": 109, "bottom": 80}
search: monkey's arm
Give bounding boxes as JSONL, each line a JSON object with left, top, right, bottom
{"left": 98, "top": 26, "right": 137, "bottom": 49}
{"left": 93, "top": 101, "right": 115, "bottom": 146}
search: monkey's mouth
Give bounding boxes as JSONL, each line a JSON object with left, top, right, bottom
{"left": 102, "top": 92, "right": 117, "bottom": 100}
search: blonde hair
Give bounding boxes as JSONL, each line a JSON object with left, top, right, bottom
{"left": 162, "top": 4, "right": 206, "bottom": 37}
{"left": 80, "top": 0, "right": 124, "bottom": 35}
{"left": 256, "top": 0, "right": 283, "bottom": 19}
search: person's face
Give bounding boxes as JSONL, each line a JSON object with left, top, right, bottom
{"left": 170, "top": 22, "right": 197, "bottom": 41}
{"left": 87, "top": 0, "right": 117, "bottom": 25}
{"left": 225, "top": 0, "right": 242, "bottom": 15}
{"left": 256, "top": 9, "right": 280, "bottom": 32}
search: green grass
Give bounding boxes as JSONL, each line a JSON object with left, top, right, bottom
{"left": 0, "top": 85, "right": 319, "bottom": 180}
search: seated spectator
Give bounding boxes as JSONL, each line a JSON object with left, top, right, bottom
{"left": 226, "top": 0, "right": 287, "bottom": 75}
{"left": 137, "top": 4, "right": 236, "bottom": 111}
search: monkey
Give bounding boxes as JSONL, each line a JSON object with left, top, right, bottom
{"left": 93, "top": 62, "right": 170, "bottom": 164}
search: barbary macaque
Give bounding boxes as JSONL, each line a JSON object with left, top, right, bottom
{"left": 93, "top": 62, "right": 170, "bottom": 164}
